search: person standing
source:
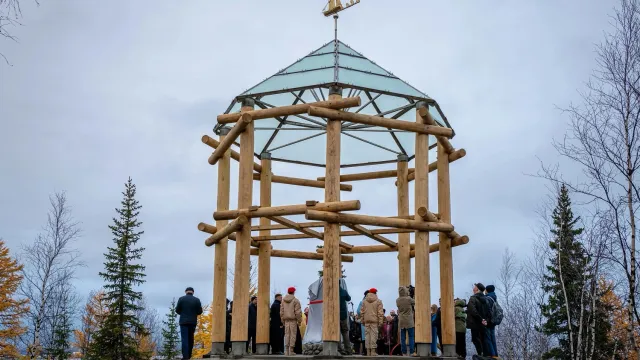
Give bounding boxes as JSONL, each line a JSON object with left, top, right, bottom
{"left": 280, "top": 287, "right": 302, "bottom": 356}
{"left": 339, "top": 283, "right": 353, "bottom": 354}
{"left": 225, "top": 301, "right": 233, "bottom": 354}
{"left": 247, "top": 296, "right": 258, "bottom": 354}
{"left": 270, "top": 294, "right": 284, "bottom": 355}
{"left": 454, "top": 298, "right": 467, "bottom": 358}
{"left": 396, "top": 286, "right": 415, "bottom": 356}
{"left": 485, "top": 285, "right": 499, "bottom": 357}
{"left": 467, "top": 283, "right": 490, "bottom": 357}
{"left": 175, "top": 287, "right": 203, "bottom": 360}
{"left": 356, "top": 290, "right": 369, "bottom": 355}
{"left": 360, "top": 288, "right": 384, "bottom": 356}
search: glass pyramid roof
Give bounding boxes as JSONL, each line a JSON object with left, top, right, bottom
{"left": 216, "top": 39, "right": 454, "bottom": 168}
{"left": 239, "top": 40, "right": 431, "bottom": 100}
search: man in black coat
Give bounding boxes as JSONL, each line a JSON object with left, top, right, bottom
{"left": 269, "top": 294, "right": 284, "bottom": 354}
{"left": 225, "top": 300, "right": 232, "bottom": 354}
{"left": 466, "top": 283, "right": 490, "bottom": 357}
{"left": 176, "top": 287, "right": 203, "bottom": 360}
{"left": 247, "top": 296, "right": 258, "bottom": 353}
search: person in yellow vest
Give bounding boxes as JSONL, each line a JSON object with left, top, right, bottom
{"left": 280, "top": 287, "right": 302, "bottom": 356}
{"left": 360, "top": 287, "right": 384, "bottom": 356}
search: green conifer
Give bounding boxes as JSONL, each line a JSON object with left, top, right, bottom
{"left": 159, "top": 299, "right": 181, "bottom": 360}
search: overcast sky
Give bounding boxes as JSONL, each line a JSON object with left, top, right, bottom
{"left": 0, "top": 0, "right": 617, "bottom": 316}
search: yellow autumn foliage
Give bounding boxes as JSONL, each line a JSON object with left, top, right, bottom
{"left": 0, "top": 239, "right": 29, "bottom": 358}
{"left": 192, "top": 303, "right": 213, "bottom": 358}
{"left": 599, "top": 277, "right": 639, "bottom": 358}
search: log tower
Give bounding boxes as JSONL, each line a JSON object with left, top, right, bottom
{"left": 199, "top": 32, "right": 468, "bottom": 358}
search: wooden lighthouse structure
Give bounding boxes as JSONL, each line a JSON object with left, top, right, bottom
{"left": 198, "top": 2, "right": 469, "bottom": 357}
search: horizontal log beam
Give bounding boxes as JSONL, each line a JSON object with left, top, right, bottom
{"left": 344, "top": 224, "right": 397, "bottom": 248}
{"left": 249, "top": 248, "right": 354, "bottom": 263}
{"left": 251, "top": 221, "right": 326, "bottom": 231}
{"left": 417, "top": 207, "right": 468, "bottom": 242}
{"left": 205, "top": 216, "right": 248, "bottom": 247}
{"left": 406, "top": 149, "right": 466, "bottom": 182}
{"left": 252, "top": 227, "right": 413, "bottom": 241}
{"left": 317, "top": 169, "right": 399, "bottom": 182}
{"left": 266, "top": 216, "right": 353, "bottom": 249}
{"left": 217, "top": 97, "right": 361, "bottom": 124}
{"left": 197, "top": 222, "right": 217, "bottom": 235}
{"left": 201, "top": 135, "right": 262, "bottom": 172}
{"left": 208, "top": 114, "right": 252, "bottom": 165}
{"left": 214, "top": 200, "right": 360, "bottom": 221}
{"left": 308, "top": 106, "right": 453, "bottom": 138}
{"left": 316, "top": 236, "right": 468, "bottom": 254}
{"left": 305, "top": 210, "right": 454, "bottom": 232}
{"left": 417, "top": 105, "right": 455, "bottom": 154}
{"left": 411, "top": 236, "right": 469, "bottom": 257}
{"left": 252, "top": 173, "right": 352, "bottom": 191}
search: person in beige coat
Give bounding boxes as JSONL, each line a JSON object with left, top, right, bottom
{"left": 280, "top": 287, "right": 302, "bottom": 356}
{"left": 396, "top": 286, "right": 415, "bottom": 355}
{"left": 360, "top": 287, "right": 384, "bottom": 356}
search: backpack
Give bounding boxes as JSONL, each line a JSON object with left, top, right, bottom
{"left": 485, "top": 297, "right": 504, "bottom": 326}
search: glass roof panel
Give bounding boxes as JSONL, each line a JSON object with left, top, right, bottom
{"left": 341, "top": 131, "right": 399, "bottom": 165}
{"left": 241, "top": 68, "right": 334, "bottom": 96}
{"left": 281, "top": 54, "right": 334, "bottom": 74}
{"left": 270, "top": 132, "right": 327, "bottom": 165}
{"left": 264, "top": 128, "right": 326, "bottom": 153}
{"left": 253, "top": 118, "right": 282, "bottom": 153}
{"left": 339, "top": 56, "right": 391, "bottom": 76}
{"left": 310, "top": 41, "right": 335, "bottom": 56}
{"left": 428, "top": 105, "right": 446, "bottom": 127}
{"left": 338, "top": 68, "right": 428, "bottom": 98}
{"left": 338, "top": 42, "right": 363, "bottom": 57}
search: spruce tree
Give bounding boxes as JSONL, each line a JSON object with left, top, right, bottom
{"left": 48, "top": 307, "right": 71, "bottom": 359}
{"left": 159, "top": 299, "right": 180, "bottom": 360}
{"left": 539, "top": 184, "right": 588, "bottom": 359}
{"left": 89, "top": 178, "right": 146, "bottom": 360}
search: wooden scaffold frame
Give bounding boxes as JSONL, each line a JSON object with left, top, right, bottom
{"left": 199, "top": 89, "right": 468, "bottom": 357}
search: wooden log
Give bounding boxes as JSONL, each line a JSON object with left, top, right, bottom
{"left": 437, "top": 142, "right": 455, "bottom": 350}
{"left": 211, "top": 131, "right": 231, "bottom": 349}
{"left": 214, "top": 200, "right": 361, "bottom": 220}
{"left": 410, "top": 236, "right": 469, "bottom": 257}
{"left": 344, "top": 224, "right": 397, "bottom": 248}
{"left": 231, "top": 100, "right": 254, "bottom": 345}
{"left": 252, "top": 173, "right": 352, "bottom": 191}
{"left": 266, "top": 216, "right": 353, "bottom": 249}
{"left": 413, "top": 103, "right": 431, "bottom": 351}
{"left": 416, "top": 207, "right": 466, "bottom": 241}
{"left": 202, "top": 135, "right": 262, "bottom": 172}
{"left": 316, "top": 237, "right": 468, "bottom": 254}
{"left": 252, "top": 227, "right": 414, "bottom": 241}
{"left": 305, "top": 210, "right": 454, "bottom": 232}
{"left": 205, "top": 216, "right": 248, "bottom": 247}
{"left": 251, "top": 221, "right": 326, "bottom": 231}
{"left": 256, "top": 156, "right": 271, "bottom": 348}
{"left": 397, "top": 158, "right": 411, "bottom": 286}
{"left": 249, "top": 248, "right": 354, "bottom": 263}
{"left": 317, "top": 169, "right": 399, "bottom": 182}
{"left": 217, "top": 96, "right": 361, "bottom": 124}
{"left": 417, "top": 105, "right": 455, "bottom": 154}
{"left": 406, "top": 149, "right": 466, "bottom": 182}
{"left": 308, "top": 106, "right": 453, "bottom": 137}
{"left": 322, "top": 88, "right": 342, "bottom": 345}
{"left": 198, "top": 222, "right": 217, "bottom": 235}
{"left": 208, "top": 114, "right": 252, "bottom": 165}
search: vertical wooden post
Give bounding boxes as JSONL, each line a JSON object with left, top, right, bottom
{"left": 322, "top": 86, "right": 342, "bottom": 355}
{"left": 211, "top": 127, "right": 231, "bottom": 355}
{"left": 256, "top": 153, "right": 272, "bottom": 355}
{"left": 414, "top": 102, "right": 432, "bottom": 356}
{"left": 231, "top": 98, "right": 255, "bottom": 356}
{"left": 397, "top": 155, "right": 411, "bottom": 286}
{"left": 438, "top": 142, "right": 456, "bottom": 356}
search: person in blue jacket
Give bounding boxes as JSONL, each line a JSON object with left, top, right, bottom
{"left": 356, "top": 290, "right": 369, "bottom": 355}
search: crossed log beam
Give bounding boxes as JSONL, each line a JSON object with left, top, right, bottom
{"left": 315, "top": 236, "right": 469, "bottom": 255}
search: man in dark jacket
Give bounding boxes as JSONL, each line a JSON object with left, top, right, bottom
{"left": 485, "top": 285, "right": 498, "bottom": 357}
{"left": 339, "top": 285, "right": 353, "bottom": 354}
{"left": 175, "top": 287, "right": 203, "bottom": 360}
{"left": 269, "top": 294, "right": 284, "bottom": 354}
{"left": 225, "top": 300, "right": 232, "bottom": 354}
{"left": 247, "top": 296, "right": 258, "bottom": 353}
{"left": 466, "top": 283, "right": 490, "bottom": 357}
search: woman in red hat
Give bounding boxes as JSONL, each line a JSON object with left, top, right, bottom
{"left": 360, "top": 288, "right": 384, "bottom": 356}
{"left": 280, "top": 287, "right": 302, "bottom": 355}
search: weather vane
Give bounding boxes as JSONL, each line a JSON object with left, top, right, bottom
{"left": 323, "top": 0, "right": 360, "bottom": 17}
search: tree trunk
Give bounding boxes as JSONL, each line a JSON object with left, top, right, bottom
{"left": 557, "top": 235, "right": 576, "bottom": 360}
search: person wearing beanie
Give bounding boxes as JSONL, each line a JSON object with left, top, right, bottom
{"left": 280, "top": 287, "right": 302, "bottom": 355}
{"left": 454, "top": 298, "right": 467, "bottom": 358}
{"left": 467, "top": 283, "right": 492, "bottom": 357}
{"left": 485, "top": 285, "right": 499, "bottom": 357}
{"left": 360, "top": 288, "right": 384, "bottom": 356}
{"left": 396, "top": 286, "right": 415, "bottom": 356}
{"left": 356, "top": 290, "right": 369, "bottom": 355}
{"left": 270, "top": 294, "right": 284, "bottom": 355}
{"left": 247, "top": 296, "right": 258, "bottom": 353}
{"left": 175, "top": 287, "right": 203, "bottom": 359}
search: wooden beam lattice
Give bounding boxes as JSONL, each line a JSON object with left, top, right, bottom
{"left": 214, "top": 200, "right": 360, "bottom": 221}
{"left": 266, "top": 216, "right": 353, "bottom": 249}
{"left": 344, "top": 224, "right": 397, "bottom": 248}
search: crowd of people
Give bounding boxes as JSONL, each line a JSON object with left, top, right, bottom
{"left": 174, "top": 282, "right": 503, "bottom": 359}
